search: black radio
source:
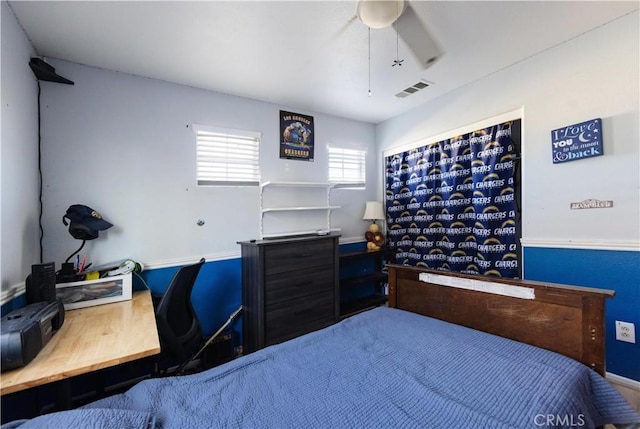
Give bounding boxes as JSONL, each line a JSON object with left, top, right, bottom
{"left": 1, "top": 300, "right": 65, "bottom": 372}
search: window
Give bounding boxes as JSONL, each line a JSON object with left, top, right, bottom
{"left": 194, "top": 124, "right": 260, "bottom": 186}
{"left": 328, "top": 147, "right": 366, "bottom": 187}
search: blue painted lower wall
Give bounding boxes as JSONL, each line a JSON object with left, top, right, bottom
{"left": 138, "top": 257, "right": 244, "bottom": 342}
{"left": 137, "top": 242, "right": 370, "bottom": 345}
{"left": 524, "top": 247, "right": 640, "bottom": 381}
{"left": 4, "top": 244, "right": 637, "bottom": 383}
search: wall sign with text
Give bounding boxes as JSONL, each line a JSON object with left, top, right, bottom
{"left": 570, "top": 199, "right": 613, "bottom": 210}
{"left": 551, "top": 118, "right": 603, "bottom": 164}
{"left": 280, "top": 110, "right": 314, "bottom": 162}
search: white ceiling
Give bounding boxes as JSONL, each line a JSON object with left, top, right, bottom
{"left": 8, "top": 1, "right": 639, "bottom": 124}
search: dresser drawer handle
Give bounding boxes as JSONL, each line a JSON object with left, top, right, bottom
{"left": 299, "top": 253, "right": 312, "bottom": 258}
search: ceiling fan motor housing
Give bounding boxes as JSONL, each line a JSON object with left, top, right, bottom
{"left": 356, "top": 0, "right": 406, "bottom": 29}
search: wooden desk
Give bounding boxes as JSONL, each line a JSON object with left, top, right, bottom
{"left": 0, "top": 290, "right": 160, "bottom": 395}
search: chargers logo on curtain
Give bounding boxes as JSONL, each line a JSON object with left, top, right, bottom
{"left": 385, "top": 121, "right": 519, "bottom": 278}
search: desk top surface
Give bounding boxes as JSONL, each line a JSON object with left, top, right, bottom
{"left": 0, "top": 290, "right": 161, "bottom": 395}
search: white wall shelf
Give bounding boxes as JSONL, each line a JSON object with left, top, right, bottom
{"left": 260, "top": 181, "right": 340, "bottom": 239}
{"left": 261, "top": 181, "right": 332, "bottom": 188}
{"left": 261, "top": 228, "right": 341, "bottom": 239}
{"left": 262, "top": 206, "right": 340, "bottom": 213}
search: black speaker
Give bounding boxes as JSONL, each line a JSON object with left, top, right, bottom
{"left": 25, "top": 262, "right": 57, "bottom": 304}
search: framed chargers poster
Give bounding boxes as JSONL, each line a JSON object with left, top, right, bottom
{"left": 280, "top": 110, "right": 314, "bottom": 162}
{"left": 551, "top": 118, "right": 603, "bottom": 164}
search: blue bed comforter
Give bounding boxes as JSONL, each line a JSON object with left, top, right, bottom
{"left": 10, "top": 307, "right": 640, "bottom": 428}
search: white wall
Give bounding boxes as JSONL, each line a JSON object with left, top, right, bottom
{"left": 38, "top": 60, "right": 377, "bottom": 269}
{"left": 1, "top": 1, "right": 39, "bottom": 299}
{"left": 376, "top": 12, "right": 639, "bottom": 248}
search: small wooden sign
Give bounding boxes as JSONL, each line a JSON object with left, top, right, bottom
{"left": 570, "top": 199, "right": 613, "bottom": 210}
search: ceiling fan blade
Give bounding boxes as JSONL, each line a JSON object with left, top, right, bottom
{"left": 397, "top": 3, "right": 443, "bottom": 70}
{"left": 331, "top": 14, "right": 358, "bottom": 41}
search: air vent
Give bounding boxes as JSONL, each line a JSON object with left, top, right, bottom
{"left": 395, "top": 79, "right": 432, "bottom": 99}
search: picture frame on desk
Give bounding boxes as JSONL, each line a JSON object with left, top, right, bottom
{"left": 55, "top": 273, "right": 132, "bottom": 310}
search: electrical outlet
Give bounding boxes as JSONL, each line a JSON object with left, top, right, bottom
{"left": 615, "top": 321, "right": 636, "bottom": 343}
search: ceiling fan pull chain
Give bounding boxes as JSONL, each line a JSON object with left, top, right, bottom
{"left": 392, "top": 2, "right": 404, "bottom": 67}
{"left": 368, "top": 27, "right": 372, "bottom": 97}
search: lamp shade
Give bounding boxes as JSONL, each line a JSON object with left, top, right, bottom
{"left": 363, "top": 201, "right": 385, "bottom": 221}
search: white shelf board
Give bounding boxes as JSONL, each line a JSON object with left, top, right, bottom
{"left": 331, "top": 183, "right": 365, "bottom": 189}
{"left": 262, "top": 206, "right": 340, "bottom": 213}
{"left": 261, "top": 181, "right": 332, "bottom": 188}
{"left": 261, "top": 228, "right": 341, "bottom": 239}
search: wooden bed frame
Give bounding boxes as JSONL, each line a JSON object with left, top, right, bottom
{"left": 386, "top": 264, "right": 615, "bottom": 375}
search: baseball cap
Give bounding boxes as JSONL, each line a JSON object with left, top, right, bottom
{"left": 62, "top": 205, "right": 113, "bottom": 240}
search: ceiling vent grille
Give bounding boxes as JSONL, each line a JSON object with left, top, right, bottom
{"left": 395, "top": 80, "right": 432, "bottom": 98}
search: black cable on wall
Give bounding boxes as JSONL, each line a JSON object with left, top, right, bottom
{"left": 29, "top": 57, "right": 74, "bottom": 263}
{"left": 37, "top": 80, "right": 43, "bottom": 262}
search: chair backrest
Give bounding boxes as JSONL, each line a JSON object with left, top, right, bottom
{"left": 155, "top": 258, "right": 206, "bottom": 363}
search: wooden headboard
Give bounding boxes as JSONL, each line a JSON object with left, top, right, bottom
{"left": 386, "top": 265, "right": 615, "bottom": 375}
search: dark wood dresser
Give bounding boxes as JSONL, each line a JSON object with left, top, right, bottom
{"left": 238, "top": 234, "right": 340, "bottom": 354}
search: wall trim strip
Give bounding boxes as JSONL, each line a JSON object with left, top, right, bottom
{"left": 522, "top": 238, "right": 639, "bottom": 252}
{"left": 1, "top": 236, "right": 366, "bottom": 306}
{"left": 144, "top": 251, "right": 240, "bottom": 270}
{"left": 607, "top": 372, "right": 640, "bottom": 391}
{"left": 0, "top": 282, "right": 25, "bottom": 306}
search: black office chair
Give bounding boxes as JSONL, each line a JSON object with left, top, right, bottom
{"left": 154, "top": 257, "right": 206, "bottom": 374}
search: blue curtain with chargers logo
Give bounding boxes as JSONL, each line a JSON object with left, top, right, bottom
{"left": 384, "top": 120, "right": 520, "bottom": 278}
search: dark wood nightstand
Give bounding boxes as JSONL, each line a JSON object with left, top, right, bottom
{"left": 339, "top": 248, "right": 388, "bottom": 319}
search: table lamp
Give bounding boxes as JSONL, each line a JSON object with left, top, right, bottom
{"left": 363, "top": 201, "right": 385, "bottom": 250}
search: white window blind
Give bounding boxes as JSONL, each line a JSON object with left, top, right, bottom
{"left": 328, "top": 147, "right": 366, "bottom": 186}
{"left": 194, "top": 124, "right": 260, "bottom": 186}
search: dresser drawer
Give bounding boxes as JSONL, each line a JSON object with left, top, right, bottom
{"left": 264, "top": 239, "right": 334, "bottom": 275}
{"left": 265, "top": 292, "right": 335, "bottom": 346}
{"left": 265, "top": 266, "right": 334, "bottom": 305}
